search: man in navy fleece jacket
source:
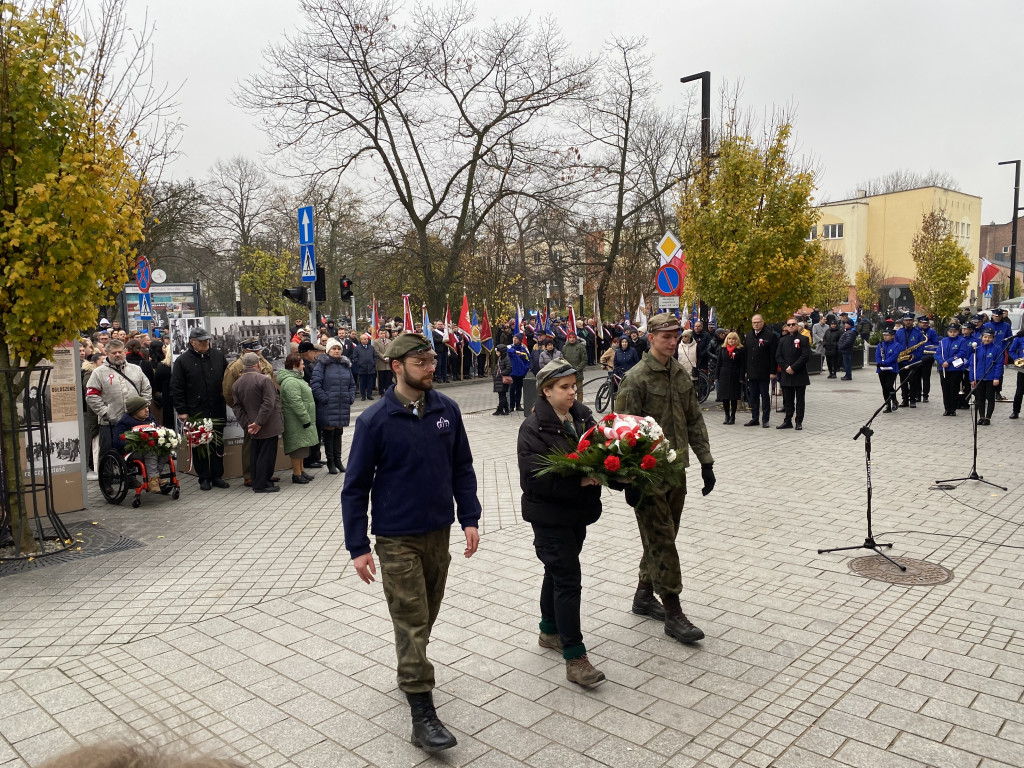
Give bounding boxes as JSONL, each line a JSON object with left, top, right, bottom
{"left": 341, "top": 332, "right": 480, "bottom": 753}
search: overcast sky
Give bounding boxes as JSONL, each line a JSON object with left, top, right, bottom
{"left": 128, "top": 0, "right": 1024, "bottom": 224}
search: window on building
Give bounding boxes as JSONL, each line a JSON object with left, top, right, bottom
{"left": 806, "top": 226, "right": 817, "bottom": 241}
{"left": 822, "top": 223, "right": 844, "bottom": 239}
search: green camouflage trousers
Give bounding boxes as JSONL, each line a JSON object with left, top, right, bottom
{"left": 634, "top": 482, "right": 686, "bottom": 598}
{"left": 375, "top": 527, "right": 452, "bottom": 694}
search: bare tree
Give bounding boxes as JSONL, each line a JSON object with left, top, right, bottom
{"left": 848, "top": 169, "right": 960, "bottom": 198}
{"left": 572, "top": 36, "right": 695, "bottom": 309}
{"left": 240, "top": 0, "right": 594, "bottom": 311}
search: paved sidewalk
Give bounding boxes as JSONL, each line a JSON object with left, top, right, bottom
{"left": 1, "top": 372, "right": 1023, "bottom": 767}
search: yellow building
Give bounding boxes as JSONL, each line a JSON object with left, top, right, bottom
{"left": 815, "top": 186, "right": 982, "bottom": 310}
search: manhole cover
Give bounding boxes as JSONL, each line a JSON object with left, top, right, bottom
{"left": 849, "top": 556, "right": 953, "bottom": 586}
{"left": 0, "top": 522, "right": 144, "bottom": 578}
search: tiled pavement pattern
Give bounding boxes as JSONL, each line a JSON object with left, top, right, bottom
{"left": 1, "top": 371, "right": 1023, "bottom": 767}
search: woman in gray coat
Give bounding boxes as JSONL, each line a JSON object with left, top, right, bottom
{"left": 311, "top": 338, "right": 356, "bottom": 474}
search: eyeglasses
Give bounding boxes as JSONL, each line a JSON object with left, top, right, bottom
{"left": 785, "top": 322, "right": 797, "bottom": 326}
{"left": 405, "top": 357, "right": 437, "bottom": 369}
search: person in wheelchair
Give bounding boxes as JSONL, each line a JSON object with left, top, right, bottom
{"left": 113, "top": 396, "right": 169, "bottom": 493}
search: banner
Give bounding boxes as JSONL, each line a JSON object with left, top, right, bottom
{"left": 468, "top": 308, "right": 483, "bottom": 356}
{"left": 567, "top": 304, "right": 578, "bottom": 337}
{"left": 444, "top": 304, "right": 459, "bottom": 351}
{"left": 402, "top": 294, "right": 415, "bottom": 333}
{"left": 634, "top": 294, "right": 648, "bottom": 332}
{"left": 481, "top": 306, "right": 493, "bottom": 352}
{"left": 371, "top": 297, "right": 379, "bottom": 339}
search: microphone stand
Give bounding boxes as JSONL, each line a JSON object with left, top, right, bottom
{"left": 934, "top": 336, "right": 1010, "bottom": 490}
{"left": 818, "top": 360, "right": 923, "bottom": 571}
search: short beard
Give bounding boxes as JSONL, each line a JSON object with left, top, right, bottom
{"left": 400, "top": 367, "right": 434, "bottom": 392}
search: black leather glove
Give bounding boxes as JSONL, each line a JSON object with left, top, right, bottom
{"left": 303, "top": 422, "right": 310, "bottom": 429}
{"left": 700, "top": 463, "right": 716, "bottom": 496}
{"left": 624, "top": 485, "right": 642, "bottom": 507}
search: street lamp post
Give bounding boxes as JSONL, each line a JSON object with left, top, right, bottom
{"left": 680, "top": 71, "right": 711, "bottom": 162}
{"left": 998, "top": 160, "right": 1022, "bottom": 300}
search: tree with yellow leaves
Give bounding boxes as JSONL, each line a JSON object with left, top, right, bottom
{"left": 1, "top": 1, "right": 169, "bottom": 551}
{"left": 677, "top": 123, "right": 821, "bottom": 331}
{"left": 909, "top": 211, "right": 972, "bottom": 323}
{"left": 239, "top": 247, "right": 294, "bottom": 316}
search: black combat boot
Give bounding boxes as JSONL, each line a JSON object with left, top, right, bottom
{"left": 631, "top": 583, "right": 665, "bottom": 620}
{"left": 407, "top": 692, "right": 457, "bottom": 752}
{"left": 662, "top": 594, "right": 705, "bottom": 643}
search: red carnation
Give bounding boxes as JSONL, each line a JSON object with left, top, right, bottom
{"left": 578, "top": 440, "right": 591, "bottom": 451}
{"left": 567, "top": 452, "right": 579, "bottom": 460}
{"left": 603, "top": 414, "right": 616, "bottom": 423}
{"left": 626, "top": 436, "right": 637, "bottom": 447}
{"left": 640, "top": 454, "right": 656, "bottom": 470}
{"left": 604, "top": 455, "right": 621, "bottom": 472}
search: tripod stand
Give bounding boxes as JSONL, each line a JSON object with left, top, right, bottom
{"left": 934, "top": 340, "right": 1007, "bottom": 490}
{"left": 817, "top": 361, "right": 923, "bottom": 570}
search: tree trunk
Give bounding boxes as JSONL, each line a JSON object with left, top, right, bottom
{"left": 0, "top": 365, "right": 40, "bottom": 553}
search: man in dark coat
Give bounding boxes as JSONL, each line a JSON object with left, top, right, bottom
{"left": 231, "top": 353, "right": 284, "bottom": 493}
{"left": 742, "top": 314, "right": 778, "bottom": 427}
{"left": 352, "top": 333, "right": 378, "bottom": 400}
{"left": 170, "top": 327, "right": 229, "bottom": 490}
{"left": 692, "top": 321, "right": 712, "bottom": 370}
{"left": 775, "top": 317, "right": 811, "bottom": 430}
{"left": 299, "top": 340, "right": 325, "bottom": 468}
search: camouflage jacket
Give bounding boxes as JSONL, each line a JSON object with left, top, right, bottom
{"left": 614, "top": 351, "right": 713, "bottom": 469}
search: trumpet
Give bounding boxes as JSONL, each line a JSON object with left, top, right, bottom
{"left": 1014, "top": 357, "right": 1024, "bottom": 368}
{"left": 897, "top": 339, "right": 928, "bottom": 363}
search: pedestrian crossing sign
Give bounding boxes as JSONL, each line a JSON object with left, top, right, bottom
{"left": 138, "top": 291, "right": 153, "bottom": 321}
{"left": 301, "top": 244, "right": 316, "bottom": 282}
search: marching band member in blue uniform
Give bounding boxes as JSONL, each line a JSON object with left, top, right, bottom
{"left": 875, "top": 327, "right": 902, "bottom": 413}
{"left": 969, "top": 329, "right": 1003, "bottom": 426}
{"left": 936, "top": 323, "right": 970, "bottom": 416}
{"left": 894, "top": 313, "right": 925, "bottom": 408}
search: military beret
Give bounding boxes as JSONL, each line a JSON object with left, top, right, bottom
{"left": 647, "top": 313, "right": 682, "bottom": 333}
{"left": 536, "top": 359, "right": 577, "bottom": 389}
{"left": 385, "top": 332, "right": 432, "bottom": 360}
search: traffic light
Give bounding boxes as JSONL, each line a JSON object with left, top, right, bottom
{"left": 314, "top": 266, "right": 326, "bottom": 302}
{"left": 282, "top": 286, "right": 308, "bottom": 304}
{"left": 340, "top": 275, "right": 354, "bottom": 301}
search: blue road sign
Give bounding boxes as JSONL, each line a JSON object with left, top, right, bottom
{"left": 297, "top": 206, "right": 314, "bottom": 246}
{"left": 301, "top": 244, "right": 317, "bottom": 283}
{"left": 136, "top": 257, "right": 151, "bottom": 292}
{"left": 138, "top": 291, "right": 153, "bottom": 321}
{"left": 656, "top": 265, "right": 681, "bottom": 296}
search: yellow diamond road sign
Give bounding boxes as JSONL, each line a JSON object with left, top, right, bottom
{"left": 658, "top": 231, "right": 682, "bottom": 265}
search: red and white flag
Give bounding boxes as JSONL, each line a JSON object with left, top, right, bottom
{"left": 444, "top": 304, "right": 459, "bottom": 351}
{"left": 566, "top": 304, "right": 578, "bottom": 337}
{"left": 979, "top": 258, "right": 1000, "bottom": 294}
{"left": 402, "top": 294, "right": 415, "bottom": 333}
{"left": 458, "top": 293, "right": 472, "bottom": 339}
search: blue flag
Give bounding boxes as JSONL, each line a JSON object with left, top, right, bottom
{"left": 514, "top": 305, "right": 522, "bottom": 337}
{"left": 468, "top": 309, "right": 483, "bottom": 355}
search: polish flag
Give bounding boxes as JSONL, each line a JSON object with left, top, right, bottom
{"left": 979, "top": 258, "right": 1000, "bottom": 294}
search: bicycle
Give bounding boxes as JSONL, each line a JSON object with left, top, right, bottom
{"left": 594, "top": 369, "right": 622, "bottom": 414}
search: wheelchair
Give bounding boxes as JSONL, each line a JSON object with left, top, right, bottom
{"left": 98, "top": 449, "right": 181, "bottom": 508}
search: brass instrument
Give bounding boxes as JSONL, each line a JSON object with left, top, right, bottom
{"left": 1014, "top": 357, "right": 1024, "bottom": 368}
{"left": 897, "top": 339, "right": 928, "bottom": 363}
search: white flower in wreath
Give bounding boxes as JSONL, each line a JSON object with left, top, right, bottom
{"left": 666, "top": 449, "right": 677, "bottom": 463}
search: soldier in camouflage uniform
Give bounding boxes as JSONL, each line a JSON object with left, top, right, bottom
{"left": 341, "top": 332, "right": 481, "bottom": 752}
{"left": 614, "top": 313, "right": 716, "bottom": 644}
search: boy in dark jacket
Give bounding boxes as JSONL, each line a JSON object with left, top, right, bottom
{"left": 114, "top": 395, "right": 168, "bottom": 492}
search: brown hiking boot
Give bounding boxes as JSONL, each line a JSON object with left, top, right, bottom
{"left": 565, "top": 655, "right": 606, "bottom": 687}
{"left": 631, "top": 584, "right": 666, "bottom": 620}
{"left": 662, "top": 595, "right": 705, "bottom": 643}
{"left": 538, "top": 632, "right": 563, "bottom": 651}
